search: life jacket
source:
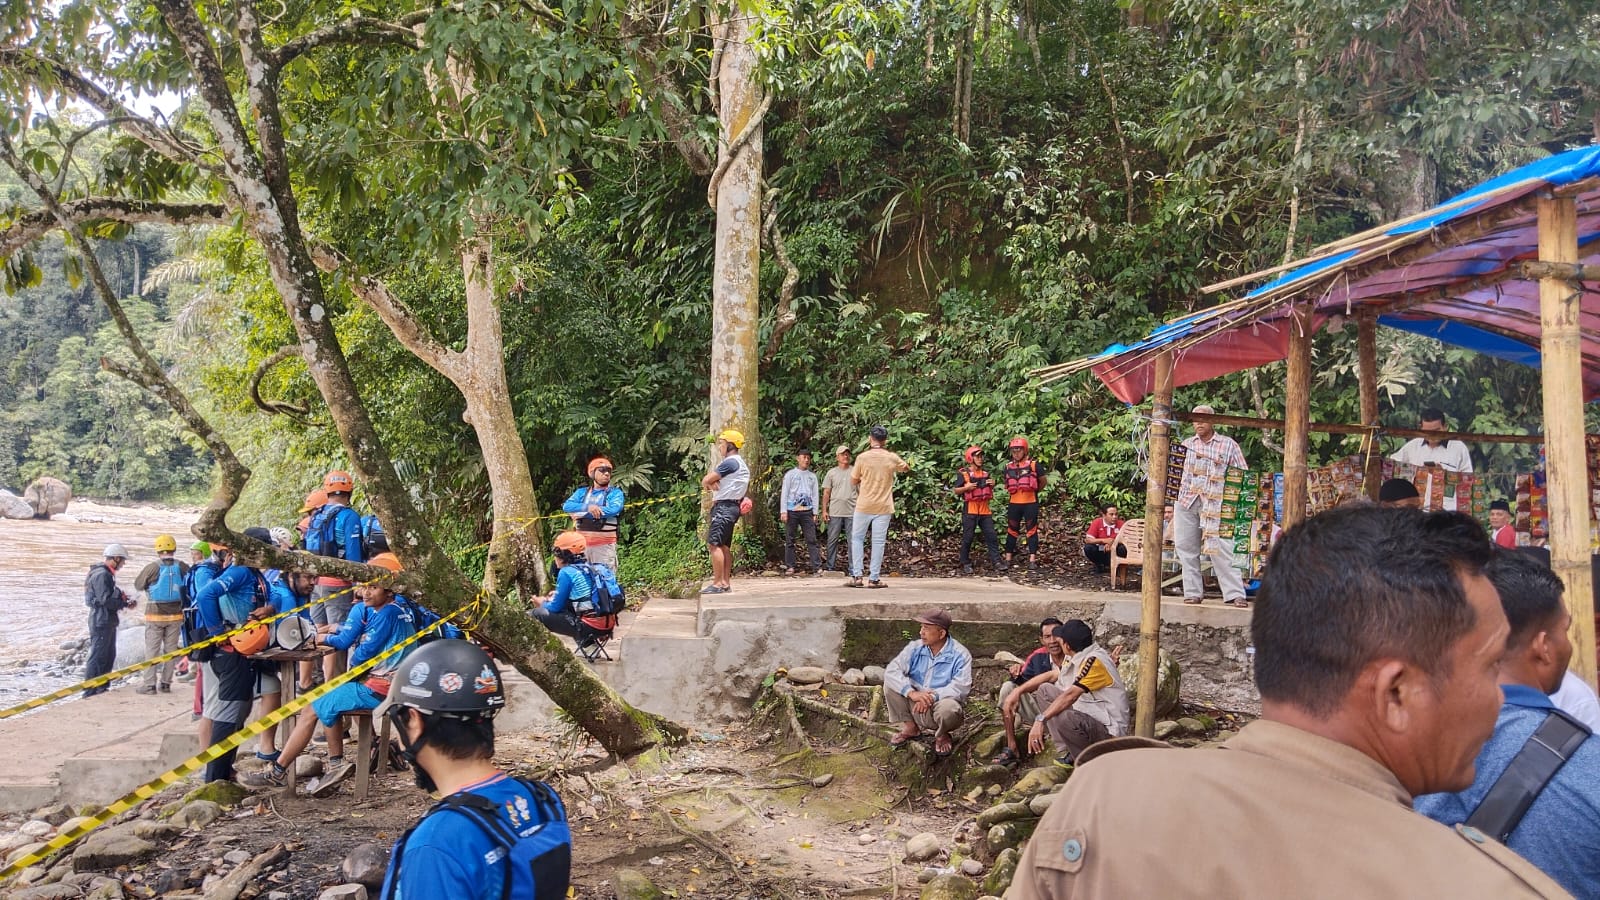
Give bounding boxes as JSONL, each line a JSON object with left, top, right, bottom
{"left": 959, "top": 467, "right": 994, "bottom": 503}
{"left": 149, "top": 559, "right": 187, "bottom": 605}
{"left": 1004, "top": 460, "right": 1040, "bottom": 495}
{"left": 383, "top": 777, "right": 571, "bottom": 900}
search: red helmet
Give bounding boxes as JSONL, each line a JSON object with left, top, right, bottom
{"left": 963, "top": 446, "right": 983, "bottom": 465}
{"left": 587, "top": 457, "right": 614, "bottom": 477}
{"left": 323, "top": 470, "right": 354, "bottom": 493}
{"left": 1008, "top": 436, "right": 1029, "bottom": 451}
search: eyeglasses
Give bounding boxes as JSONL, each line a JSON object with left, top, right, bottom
{"left": 594, "top": 467, "right": 613, "bottom": 473}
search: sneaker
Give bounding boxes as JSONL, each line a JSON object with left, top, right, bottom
{"left": 961, "top": 565, "right": 974, "bottom": 575}
{"left": 135, "top": 685, "right": 157, "bottom": 695}
{"left": 1053, "top": 753, "right": 1075, "bottom": 769}
{"left": 312, "top": 731, "right": 327, "bottom": 744}
{"left": 242, "top": 765, "right": 287, "bottom": 788}
{"left": 158, "top": 683, "right": 172, "bottom": 693}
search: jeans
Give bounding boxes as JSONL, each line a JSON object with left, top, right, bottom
{"left": 784, "top": 509, "right": 821, "bottom": 571}
{"left": 83, "top": 622, "right": 118, "bottom": 697}
{"left": 850, "top": 513, "right": 892, "bottom": 580}
{"left": 1174, "top": 502, "right": 1246, "bottom": 601}
{"left": 959, "top": 513, "right": 1002, "bottom": 569}
{"left": 824, "top": 515, "right": 852, "bottom": 570}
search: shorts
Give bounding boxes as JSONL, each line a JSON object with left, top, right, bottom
{"left": 201, "top": 650, "right": 253, "bottom": 723}
{"left": 254, "top": 664, "right": 281, "bottom": 698}
{"left": 708, "top": 500, "right": 742, "bottom": 547}
{"left": 312, "top": 682, "right": 385, "bottom": 727}
{"left": 311, "top": 583, "right": 354, "bottom": 627}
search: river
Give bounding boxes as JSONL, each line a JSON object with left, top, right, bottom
{"left": 0, "top": 500, "right": 201, "bottom": 697}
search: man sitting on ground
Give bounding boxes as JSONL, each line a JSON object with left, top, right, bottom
{"left": 1082, "top": 504, "right": 1123, "bottom": 575}
{"left": 883, "top": 609, "right": 972, "bottom": 758}
{"left": 532, "top": 532, "right": 592, "bottom": 639}
{"left": 1415, "top": 550, "right": 1600, "bottom": 897}
{"left": 1024, "top": 619, "right": 1129, "bottom": 766}
{"left": 993, "top": 617, "right": 1064, "bottom": 767}
{"left": 244, "top": 553, "right": 416, "bottom": 789}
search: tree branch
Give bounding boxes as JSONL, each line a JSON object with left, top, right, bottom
{"left": 306, "top": 240, "right": 463, "bottom": 377}
{"left": 247, "top": 345, "right": 311, "bottom": 418}
{"left": 621, "top": 12, "right": 713, "bottom": 176}
{"left": 761, "top": 184, "right": 800, "bottom": 365}
{"left": 0, "top": 198, "right": 229, "bottom": 259}
{"left": 272, "top": 13, "right": 427, "bottom": 68}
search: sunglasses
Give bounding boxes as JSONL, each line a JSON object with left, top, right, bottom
{"left": 594, "top": 467, "right": 613, "bottom": 473}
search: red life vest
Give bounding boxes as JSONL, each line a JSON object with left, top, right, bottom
{"left": 961, "top": 467, "right": 994, "bottom": 503}
{"left": 1004, "top": 460, "right": 1040, "bottom": 494}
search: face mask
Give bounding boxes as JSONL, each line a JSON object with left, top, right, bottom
{"left": 388, "top": 705, "right": 437, "bottom": 794}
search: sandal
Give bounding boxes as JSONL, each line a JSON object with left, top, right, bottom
{"left": 866, "top": 580, "right": 887, "bottom": 589}
{"left": 1182, "top": 597, "right": 1203, "bottom": 605}
{"left": 888, "top": 728, "right": 920, "bottom": 747}
{"left": 844, "top": 577, "right": 865, "bottom": 588}
{"left": 992, "top": 747, "right": 1021, "bottom": 768}
{"left": 933, "top": 735, "right": 953, "bottom": 757}
{"left": 1225, "top": 598, "right": 1252, "bottom": 609}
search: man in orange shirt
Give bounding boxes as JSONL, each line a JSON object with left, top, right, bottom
{"left": 952, "top": 446, "right": 1005, "bottom": 575}
{"left": 1004, "top": 436, "right": 1044, "bottom": 572}
{"left": 847, "top": 426, "right": 910, "bottom": 588}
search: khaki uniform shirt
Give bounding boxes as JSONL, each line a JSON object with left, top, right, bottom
{"left": 1006, "top": 720, "right": 1572, "bottom": 900}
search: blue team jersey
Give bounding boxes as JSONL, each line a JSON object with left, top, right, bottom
{"left": 540, "top": 566, "right": 592, "bottom": 615}
{"left": 384, "top": 774, "right": 549, "bottom": 900}
{"left": 323, "top": 600, "right": 414, "bottom": 673}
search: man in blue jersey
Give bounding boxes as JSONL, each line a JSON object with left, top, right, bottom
{"left": 532, "top": 532, "right": 592, "bottom": 639}
{"left": 382, "top": 640, "right": 570, "bottom": 900}
{"left": 190, "top": 530, "right": 273, "bottom": 782}
{"left": 244, "top": 553, "right": 415, "bottom": 789}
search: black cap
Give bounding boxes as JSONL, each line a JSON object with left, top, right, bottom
{"left": 1055, "top": 619, "right": 1094, "bottom": 652}
{"left": 1377, "top": 479, "right": 1420, "bottom": 502}
{"left": 1490, "top": 499, "right": 1511, "bottom": 513}
{"left": 242, "top": 526, "right": 273, "bottom": 545}
{"left": 795, "top": 448, "right": 812, "bottom": 457}
{"left": 869, "top": 425, "right": 889, "bottom": 441}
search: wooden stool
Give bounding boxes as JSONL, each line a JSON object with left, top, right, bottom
{"left": 339, "top": 709, "right": 396, "bottom": 800}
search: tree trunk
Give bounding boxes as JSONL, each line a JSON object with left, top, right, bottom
{"left": 1375, "top": 146, "right": 1438, "bottom": 219}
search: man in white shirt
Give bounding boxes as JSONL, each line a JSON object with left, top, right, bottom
{"left": 1390, "top": 407, "right": 1473, "bottom": 473}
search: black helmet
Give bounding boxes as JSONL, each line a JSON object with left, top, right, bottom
{"left": 390, "top": 639, "right": 505, "bottom": 719}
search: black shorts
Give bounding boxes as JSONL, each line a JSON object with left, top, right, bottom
{"left": 708, "top": 500, "right": 742, "bottom": 547}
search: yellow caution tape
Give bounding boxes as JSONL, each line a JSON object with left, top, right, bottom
{"left": 0, "top": 594, "right": 485, "bottom": 883}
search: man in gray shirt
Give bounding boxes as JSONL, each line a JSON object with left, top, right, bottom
{"left": 781, "top": 449, "right": 822, "bottom": 575}
{"left": 820, "top": 445, "right": 856, "bottom": 573}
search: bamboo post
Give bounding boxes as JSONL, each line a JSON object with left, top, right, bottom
{"left": 1137, "top": 350, "right": 1174, "bottom": 738}
{"left": 1282, "top": 303, "right": 1312, "bottom": 527}
{"left": 1537, "top": 193, "right": 1596, "bottom": 690}
{"left": 1358, "top": 314, "right": 1382, "bottom": 499}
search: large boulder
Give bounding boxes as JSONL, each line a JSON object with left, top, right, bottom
{"left": 114, "top": 625, "right": 146, "bottom": 669}
{"left": 1117, "top": 648, "right": 1182, "bottom": 720}
{"left": 72, "top": 823, "right": 156, "bottom": 870}
{"left": 23, "top": 477, "right": 71, "bottom": 518}
{"left": 0, "top": 489, "right": 34, "bottom": 519}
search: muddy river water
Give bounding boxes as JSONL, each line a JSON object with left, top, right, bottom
{"left": 0, "top": 501, "right": 201, "bottom": 695}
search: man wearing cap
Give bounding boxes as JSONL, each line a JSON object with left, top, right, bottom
{"left": 781, "top": 449, "right": 823, "bottom": 575}
{"left": 82, "top": 543, "right": 135, "bottom": 698}
{"left": 1174, "top": 405, "right": 1249, "bottom": 607}
{"left": 849, "top": 426, "right": 910, "bottom": 588}
{"left": 1378, "top": 477, "right": 1424, "bottom": 509}
{"left": 1489, "top": 499, "right": 1517, "bottom": 548}
{"left": 820, "top": 446, "right": 856, "bottom": 573}
{"left": 1007, "top": 505, "right": 1571, "bottom": 900}
{"left": 134, "top": 535, "right": 190, "bottom": 694}
{"left": 700, "top": 429, "right": 751, "bottom": 595}
{"left": 1021, "top": 620, "right": 1129, "bottom": 767}
{"left": 562, "top": 458, "right": 625, "bottom": 575}
{"left": 883, "top": 609, "right": 972, "bottom": 758}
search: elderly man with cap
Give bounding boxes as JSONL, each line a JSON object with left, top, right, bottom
{"left": 82, "top": 543, "right": 135, "bottom": 697}
{"left": 883, "top": 609, "right": 972, "bottom": 758}
{"left": 562, "top": 457, "right": 625, "bottom": 575}
{"left": 1007, "top": 505, "right": 1572, "bottom": 900}
{"left": 1174, "top": 404, "right": 1249, "bottom": 607}
{"left": 820, "top": 445, "right": 856, "bottom": 572}
{"left": 1488, "top": 499, "right": 1517, "bottom": 548}
{"left": 134, "top": 534, "right": 190, "bottom": 694}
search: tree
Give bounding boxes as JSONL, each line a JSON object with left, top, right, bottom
{"left": 1, "top": 0, "right": 674, "bottom": 754}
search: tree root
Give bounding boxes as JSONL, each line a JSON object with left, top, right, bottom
{"left": 203, "top": 842, "right": 289, "bottom": 900}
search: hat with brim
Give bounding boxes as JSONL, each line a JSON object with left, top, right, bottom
{"left": 915, "top": 608, "right": 953, "bottom": 630}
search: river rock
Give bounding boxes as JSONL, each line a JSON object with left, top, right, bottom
{"left": 785, "top": 666, "right": 828, "bottom": 685}
{"left": 613, "top": 868, "right": 665, "bottom": 900}
{"left": 862, "top": 666, "right": 886, "bottom": 685}
{"left": 297, "top": 756, "right": 325, "bottom": 778}
{"left": 317, "top": 886, "right": 367, "bottom": 900}
{"left": 982, "top": 848, "right": 1019, "bottom": 896}
{"left": 920, "top": 873, "right": 979, "bottom": 900}
{"left": 961, "top": 764, "right": 1012, "bottom": 789}
{"left": 1010, "top": 766, "right": 1070, "bottom": 797}
{"left": 73, "top": 823, "right": 156, "bottom": 870}
{"left": 132, "top": 821, "right": 183, "bottom": 841}
{"left": 0, "top": 831, "right": 36, "bottom": 854}
{"left": 840, "top": 668, "right": 866, "bottom": 685}
{"left": 976, "top": 802, "right": 1032, "bottom": 830}
{"left": 24, "top": 477, "right": 71, "bottom": 518}
{"left": 171, "top": 800, "right": 222, "bottom": 830}
{"left": 341, "top": 843, "right": 389, "bottom": 888}
{"left": 1154, "top": 720, "right": 1179, "bottom": 740}
{"left": 959, "top": 858, "right": 985, "bottom": 876}
{"left": 0, "top": 489, "right": 34, "bottom": 519}
{"left": 113, "top": 625, "right": 146, "bottom": 670}
{"left": 1176, "top": 716, "right": 1206, "bottom": 735}
{"left": 85, "top": 877, "right": 123, "bottom": 900}
{"left": 904, "top": 832, "right": 942, "bottom": 862}
{"left": 6, "top": 841, "right": 47, "bottom": 868}
{"left": 33, "top": 804, "right": 73, "bottom": 827}
{"left": 9, "top": 885, "right": 81, "bottom": 900}
{"left": 223, "top": 849, "right": 251, "bottom": 865}
{"left": 973, "top": 730, "right": 1008, "bottom": 759}
{"left": 1028, "top": 793, "right": 1055, "bottom": 815}
{"left": 184, "top": 780, "right": 250, "bottom": 808}
{"left": 985, "top": 820, "right": 1035, "bottom": 856}
{"left": 19, "top": 820, "right": 54, "bottom": 839}
{"left": 1117, "top": 648, "right": 1182, "bottom": 720}
{"left": 60, "top": 816, "right": 95, "bottom": 834}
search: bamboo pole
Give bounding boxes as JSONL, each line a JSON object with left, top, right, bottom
{"left": 1358, "top": 315, "right": 1382, "bottom": 499}
{"left": 1283, "top": 304, "right": 1312, "bottom": 527}
{"left": 1536, "top": 193, "right": 1596, "bottom": 690}
{"left": 1136, "top": 350, "right": 1174, "bottom": 738}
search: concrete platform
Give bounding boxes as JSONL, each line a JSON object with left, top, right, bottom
{"left": 607, "top": 575, "right": 1256, "bottom": 725}
{"left": 0, "top": 687, "right": 195, "bottom": 814}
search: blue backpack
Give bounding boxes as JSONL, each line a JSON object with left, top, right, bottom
{"left": 573, "top": 562, "right": 624, "bottom": 615}
{"left": 306, "top": 505, "right": 362, "bottom": 560}
{"left": 362, "top": 514, "right": 389, "bottom": 556}
{"left": 149, "top": 560, "right": 188, "bottom": 604}
{"left": 181, "top": 558, "right": 224, "bottom": 655}
{"left": 384, "top": 777, "right": 570, "bottom": 900}
{"left": 396, "top": 595, "right": 464, "bottom": 644}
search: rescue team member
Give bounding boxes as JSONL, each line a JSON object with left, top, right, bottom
{"left": 134, "top": 534, "right": 189, "bottom": 694}
{"left": 562, "top": 457, "right": 624, "bottom": 575}
{"left": 700, "top": 429, "right": 751, "bottom": 595}
{"left": 253, "top": 567, "right": 319, "bottom": 762}
{"left": 1004, "top": 436, "right": 1043, "bottom": 572}
{"left": 382, "top": 640, "right": 572, "bottom": 900}
{"left": 82, "top": 543, "right": 135, "bottom": 698}
{"left": 951, "top": 446, "right": 1004, "bottom": 575}
{"left": 533, "top": 532, "right": 592, "bottom": 638}
{"left": 245, "top": 552, "right": 416, "bottom": 789}
{"left": 190, "top": 528, "right": 274, "bottom": 783}
{"left": 305, "top": 470, "right": 366, "bottom": 685}
{"left": 1007, "top": 505, "right": 1573, "bottom": 900}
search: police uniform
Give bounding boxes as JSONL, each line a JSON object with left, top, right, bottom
{"left": 1006, "top": 720, "right": 1572, "bottom": 899}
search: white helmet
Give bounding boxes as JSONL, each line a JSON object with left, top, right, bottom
{"left": 103, "top": 543, "right": 128, "bottom": 559}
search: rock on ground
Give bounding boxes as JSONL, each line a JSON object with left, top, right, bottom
{"left": 72, "top": 823, "right": 156, "bottom": 870}
{"left": 920, "top": 873, "right": 980, "bottom": 900}
{"left": 862, "top": 665, "right": 886, "bottom": 685}
{"left": 341, "top": 842, "right": 390, "bottom": 888}
{"left": 171, "top": 800, "right": 222, "bottom": 830}
{"left": 613, "top": 868, "right": 666, "bottom": 900}
{"left": 0, "top": 489, "right": 35, "bottom": 519}
{"left": 983, "top": 847, "right": 1020, "bottom": 896}
{"left": 785, "top": 665, "right": 828, "bottom": 685}
{"left": 1010, "top": 766, "right": 1070, "bottom": 797}
{"left": 1117, "top": 648, "right": 1182, "bottom": 720}
{"left": 904, "top": 832, "right": 943, "bottom": 862}
{"left": 960, "top": 858, "right": 985, "bottom": 876}
{"left": 840, "top": 668, "right": 866, "bottom": 685}
{"left": 132, "top": 821, "right": 184, "bottom": 841}
{"left": 318, "top": 885, "right": 368, "bottom": 900}
{"left": 183, "top": 780, "right": 251, "bottom": 808}
{"left": 9, "top": 885, "right": 82, "bottom": 900}
{"left": 32, "top": 805, "right": 73, "bottom": 827}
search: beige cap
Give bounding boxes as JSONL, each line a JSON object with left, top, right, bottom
{"left": 835, "top": 445, "right": 851, "bottom": 455}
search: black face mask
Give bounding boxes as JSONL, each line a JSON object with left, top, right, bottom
{"left": 388, "top": 705, "right": 437, "bottom": 794}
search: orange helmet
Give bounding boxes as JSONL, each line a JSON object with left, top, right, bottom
{"left": 323, "top": 470, "right": 354, "bottom": 493}
{"left": 369, "top": 552, "right": 403, "bottom": 573}
{"left": 553, "top": 532, "right": 588, "bottom": 558}
{"left": 230, "top": 622, "right": 271, "bottom": 655}
{"left": 587, "top": 457, "right": 614, "bottom": 477}
{"left": 300, "top": 488, "right": 328, "bottom": 513}
{"left": 1008, "top": 436, "right": 1029, "bottom": 451}
{"left": 963, "top": 445, "right": 983, "bottom": 465}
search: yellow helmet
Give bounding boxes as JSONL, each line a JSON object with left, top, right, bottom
{"left": 714, "top": 428, "right": 745, "bottom": 449}
{"left": 154, "top": 534, "right": 178, "bottom": 553}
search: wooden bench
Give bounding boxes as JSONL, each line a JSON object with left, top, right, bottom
{"left": 338, "top": 710, "right": 393, "bottom": 801}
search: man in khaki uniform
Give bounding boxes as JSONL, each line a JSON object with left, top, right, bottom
{"left": 1007, "top": 505, "right": 1573, "bottom": 900}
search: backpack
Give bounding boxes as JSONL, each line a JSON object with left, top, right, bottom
{"left": 306, "top": 505, "right": 359, "bottom": 560}
{"left": 384, "top": 777, "right": 571, "bottom": 900}
{"left": 573, "top": 562, "right": 623, "bottom": 616}
{"left": 362, "top": 514, "right": 389, "bottom": 557}
{"left": 396, "top": 595, "right": 464, "bottom": 644}
{"left": 149, "top": 560, "right": 187, "bottom": 604}
{"left": 182, "top": 558, "right": 224, "bottom": 660}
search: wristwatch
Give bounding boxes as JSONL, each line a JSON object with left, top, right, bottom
{"left": 1034, "top": 714, "right": 1045, "bottom": 723}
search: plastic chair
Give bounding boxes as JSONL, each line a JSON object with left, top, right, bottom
{"left": 1109, "top": 518, "right": 1145, "bottom": 589}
